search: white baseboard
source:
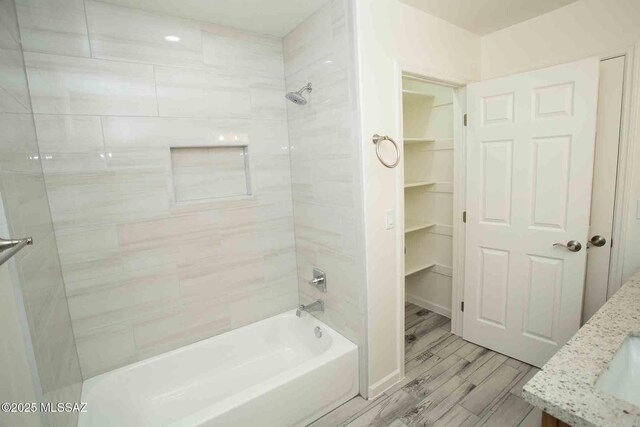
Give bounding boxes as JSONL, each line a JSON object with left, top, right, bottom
{"left": 367, "top": 369, "right": 402, "bottom": 399}
{"left": 406, "top": 294, "right": 452, "bottom": 318}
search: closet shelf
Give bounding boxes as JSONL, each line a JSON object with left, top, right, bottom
{"left": 405, "top": 259, "right": 436, "bottom": 276}
{"left": 404, "top": 181, "right": 436, "bottom": 189}
{"left": 405, "top": 262, "right": 453, "bottom": 278}
{"left": 402, "top": 89, "right": 433, "bottom": 98}
{"left": 405, "top": 219, "right": 436, "bottom": 233}
{"left": 404, "top": 138, "right": 435, "bottom": 144}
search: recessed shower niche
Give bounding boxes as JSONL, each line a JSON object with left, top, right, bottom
{"left": 170, "top": 146, "right": 251, "bottom": 203}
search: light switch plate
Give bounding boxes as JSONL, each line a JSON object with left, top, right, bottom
{"left": 637, "top": 200, "right": 640, "bottom": 219}
{"left": 385, "top": 210, "right": 395, "bottom": 230}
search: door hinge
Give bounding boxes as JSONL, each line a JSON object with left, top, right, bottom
{"left": 461, "top": 301, "right": 464, "bottom": 312}
{"left": 462, "top": 211, "right": 467, "bottom": 223}
{"left": 463, "top": 113, "right": 467, "bottom": 126}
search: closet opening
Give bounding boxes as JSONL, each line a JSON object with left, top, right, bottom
{"left": 399, "top": 73, "right": 466, "bottom": 365}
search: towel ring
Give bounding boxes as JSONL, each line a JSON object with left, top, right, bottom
{"left": 372, "top": 134, "right": 400, "bottom": 168}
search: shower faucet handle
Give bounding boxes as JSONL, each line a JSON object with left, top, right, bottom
{"left": 308, "top": 268, "right": 327, "bottom": 292}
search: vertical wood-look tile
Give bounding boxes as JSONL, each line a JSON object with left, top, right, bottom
{"left": 345, "top": 391, "right": 417, "bottom": 427}
{"left": 405, "top": 328, "right": 451, "bottom": 360}
{"left": 386, "top": 353, "right": 443, "bottom": 396}
{"left": 431, "top": 404, "right": 479, "bottom": 427}
{"left": 404, "top": 355, "right": 470, "bottom": 399}
{"left": 455, "top": 341, "right": 482, "bottom": 359}
{"left": 428, "top": 334, "right": 459, "bottom": 354}
{"left": 436, "top": 336, "right": 468, "bottom": 358}
{"left": 477, "top": 369, "right": 527, "bottom": 420}
{"left": 459, "top": 364, "right": 521, "bottom": 415}
{"left": 482, "top": 393, "right": 534, "bottom": 427}
{"left": 403, "top": 376, "right": 475, "bottom": 425}
{"left": 308, "top": 395, "right": 384, "bottom": 427}
{"left": 466, "top": 353, "right": 508, "bottom": 385}
{"left": 458, "top": 348, "right": 496, "bottom": 379}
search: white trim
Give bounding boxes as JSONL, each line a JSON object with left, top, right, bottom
{"left": 394, "top": 59, "right": 406, "bottom": 386}
{"left": 400, "top": 60, "right": 473, "bottom": 88}
{"left": 608, "top": 44, "right": 639, "bottom": 296}
{"left": 451, "top": 87, "right": 467, "bottom": 337}
{"left": 367, "top": 369, "right": 402, "bottom": 399}
{"left": 405, "top": 294, "right": 453, "bottom": 318}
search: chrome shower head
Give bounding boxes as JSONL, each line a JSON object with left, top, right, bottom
{"left": 285, "top": 92, "right": 308, "bottom": 105}
{"left": 285, "top": 83, "right": 312, "bottom": 105}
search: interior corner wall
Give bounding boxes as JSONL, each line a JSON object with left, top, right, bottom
{"left": 353, "top": 0, "right": 480, "bottom": 397}
{"left": 480, "top": 0, "right": 640, "bottom": 80}
{"left": 480, "top": 0, "right": 640, "bottom": 287}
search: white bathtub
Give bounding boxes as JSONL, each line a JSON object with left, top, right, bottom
{"left": 78, "top": 309, "right": 359, "bottom": 427}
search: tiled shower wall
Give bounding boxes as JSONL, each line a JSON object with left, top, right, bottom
{"left": 17, "top": 0, "right": 299, "bottom": 377}
{"left": 0, "top": 0, "right": 82, "bottom": 425}
{"left": 284, "top": 0, "right": 367, "bottom": 388}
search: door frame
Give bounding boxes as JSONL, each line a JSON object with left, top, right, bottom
{"left": 606, "top": 44, "right": 639, "bottom": 297}
{"left": 394, "top": 59, "right": 469, "bottom": 381}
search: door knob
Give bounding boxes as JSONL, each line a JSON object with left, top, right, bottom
{"left": 553, "top": 240, "right": 582, "bottom": 252}
{"left": 587, "top": 235, "right": 607, "bottom": 248}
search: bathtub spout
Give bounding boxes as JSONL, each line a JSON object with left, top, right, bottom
{"left": 296, "top": 300, "right": 324, "bottom": 317}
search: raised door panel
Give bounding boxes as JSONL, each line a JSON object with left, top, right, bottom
{"left": 522, "top": 255, "right": 563, "bottom": 344}
{"left": 532, "top": 82, "right": 574, "bottom": 119}
{"left": 480, "top": 140, "right": 513, "bottom": 225}
{"left": 477, "top": 247, "right": 509, "bottom": 328}
{"left": 529, "top": 136, "right": 571, "bottom": 230}
{"left": 482, "top": 92, "right": 514, "bottom": 125}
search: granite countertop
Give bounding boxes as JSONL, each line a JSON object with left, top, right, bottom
{"left": 522, "top": 271, "right": 640, "bottom": 427}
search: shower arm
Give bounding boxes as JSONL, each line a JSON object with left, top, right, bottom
{"left": 298, "top": 83, "right": 312, "bottom": 94}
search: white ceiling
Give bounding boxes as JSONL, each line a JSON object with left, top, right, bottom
{"left": 99, "top": 0, "right": 330, "bottom": 37}
{"left": 399, "top": 0, "right": 580, "bottom": 35}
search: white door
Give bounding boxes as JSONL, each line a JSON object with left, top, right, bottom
{"left": 583, "top": 56, "right": 625, "bottom": 323}
{"left": 463, "top": 58, "right": 600, "bottom": 367}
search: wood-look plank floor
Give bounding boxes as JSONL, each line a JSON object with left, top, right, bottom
{"left": 309, "top": 303, "right": 542, "bottom": 427}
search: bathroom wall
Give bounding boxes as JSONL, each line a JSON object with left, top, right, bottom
{"left": 283, "top": 0, "right": 368, "bottom": 391}
{"left": 480, "top": 0, "right": 640, "bottom": 80}
{"left": 0, "top": 0, "right": 82, "bottom": 425}
{"left": 354, "top": 0, "right": 480, "bottom": 397}
{"left": 17, "top": 0, "right": 299, "bottom": 378}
